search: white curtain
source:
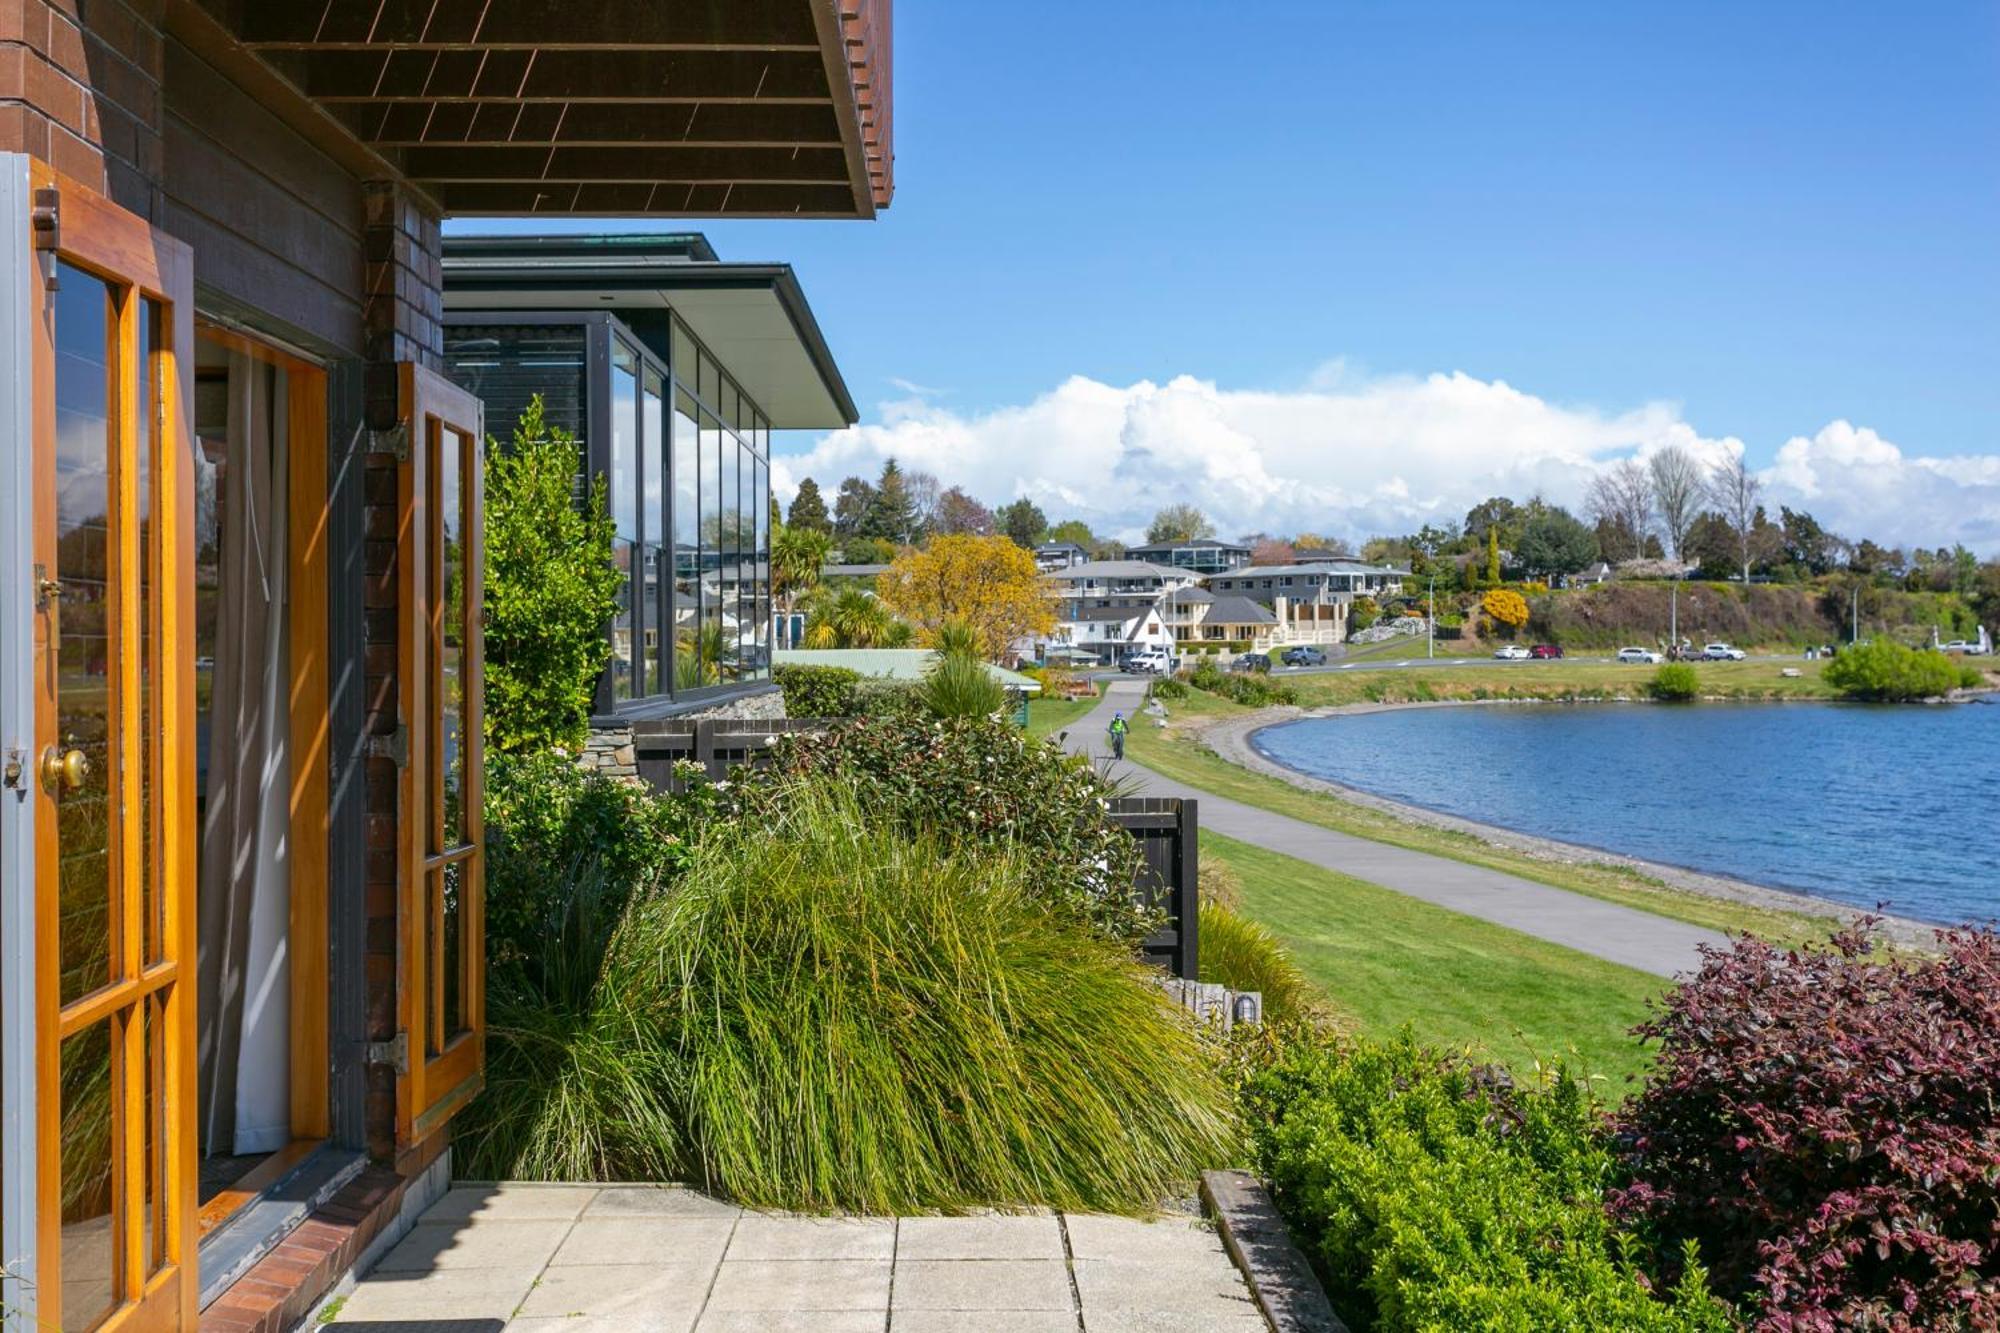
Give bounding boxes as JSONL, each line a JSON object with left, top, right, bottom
{"left": 196, "top": 353, "right": 292, "bottom": 1157}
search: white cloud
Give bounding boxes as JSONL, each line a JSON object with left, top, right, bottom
{"left": 773, "top": 366, "right": 2000, "bottom": 555}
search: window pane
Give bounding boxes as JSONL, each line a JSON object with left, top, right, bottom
{"left": 698, "top": 348, "right": 717, "bottom": 407}
{"left": 671, "top": 318, "right": 697, "bottom": 388}
{"left": 439, "top": 427, "right": 468, "bottom": 848}
{"left": 721, "top": 434, "right": 741, "bottom": 681}
{"left": 61, "top": 1020, "right": 118, "bottom": 1329}
{"left": 443, "top": 323, "right": 588, "bottom": 499}
{"left": 138, "top": 300, "right": 163, "bottom": 966}
{"left": 699, "top": 410, "right": 723, "bottom": 684}
{"left": 53, "top": 263, "right": 117, "bottom": 1007}
{"left": 642, "top": 371, "right": 665, "bottom": 696}
{"left": 671, "top": 392, "right": 699, "bottom": 692}
{"left": 609, "top": 347, "right": 638, "bottom": 701}
{"left": 751, "top": 454, "right": 770, "bottom": 679}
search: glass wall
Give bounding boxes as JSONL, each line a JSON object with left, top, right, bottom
{"left": 443, "top": 311, "right": 772, "bottom": 709}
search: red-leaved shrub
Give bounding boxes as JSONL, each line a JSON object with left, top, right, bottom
{"left": 1610, "top": 926, "right": 2000, "bottom": 1331}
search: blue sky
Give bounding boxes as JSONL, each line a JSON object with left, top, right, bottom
{"left": 457, "top": 3, "right": 2000, "bottom": 548}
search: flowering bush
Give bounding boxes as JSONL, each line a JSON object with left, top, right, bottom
{"left": 1245, "top": 1032, "right": 1731, "bottom": 1331}
{"left": 744, "top": 712, "right": 1151, "bottom": 944}
{"left": 1482, "top": 587, "right": 1530, "bottom": 630}
{"left": 1611, "top": 927, "right": 2000, "bottom": 1329}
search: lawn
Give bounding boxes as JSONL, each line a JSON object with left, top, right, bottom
{"left": 1025, "top": 689, "right": 1100, "bottom": 739}
{"left": 1207, "top": 833, "right": 1662, "bottom": 1090}
{"left": 1282, "top": 656, "right": 1834, "bottom": 708}
{"left": 1134, "top": 682, "right": 1843, "bottom": 945}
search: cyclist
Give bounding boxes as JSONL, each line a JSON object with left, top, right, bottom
{"left": 1107, "top": 711, "right": 1130, "bottom": 761}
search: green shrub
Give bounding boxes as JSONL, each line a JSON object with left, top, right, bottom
{"left": 612, "top": 782, "right": 1238, "bottom": 1212}
{"left": 1198, "top": 902, "right": 1330, "bottom": 1028}
{"left": 773, "top": 663, "right": 863, "bottom": 717}
{"left": 1823, "top": 638, "right": 1973, "bottom": 700}
{"left": 747, "top": 712, "right": 1150, "bottom": 944}
{"left": 1244, "top": 1033, "right": 1733, "bottom": 1331}
{"left": 484, "top": 397, "right": 623, "bottom": 751}
{"left": 1150, "top": 677, "right": 1189, "bottom": 701}
{"left": 482, "top": 750, "right": 715, "bottom": 987}
{"left": 919, "top": 650, "right": 1007, "bottom": 718}
{"left": 1189, "top": 659, "right": 1299, "bottom": 708}
{"left": 1648, "top": 662, "right": 1700, "bottom": 701}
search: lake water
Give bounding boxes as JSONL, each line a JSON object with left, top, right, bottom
{"left": 1252, "top": 699, "right": 2000, "bottom": 925}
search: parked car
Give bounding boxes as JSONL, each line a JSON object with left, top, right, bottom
{"left": 1616, "top": 646, "right": 1664, "bottom": 664}
{"left": 1230, "top": 652, "right": 1272, "bottom": 673}
{"left": 1281, "top": 646, "right": 1327, "bottom": 667}
{"left": 1529, "top": 644, "right": 1564, "bottom": 660}
{"left": 1126, "top": 648, "right": 1173, "bottom": 675}
{"left": 1492, "top": 644, "right": 1531, "bottom": 660}
{"left": 1702, "top": 642, "right": 1747, "bottom": 661}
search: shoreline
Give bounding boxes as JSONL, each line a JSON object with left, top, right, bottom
{"left": 1185, "top": 697, "right": 1940, "bottom": 950}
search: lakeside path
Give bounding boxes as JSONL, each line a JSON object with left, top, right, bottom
{"left": 1068, "top": 681, "right": 1728, "bottom": 978}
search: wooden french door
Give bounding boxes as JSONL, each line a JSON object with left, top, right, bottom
{"left": 394, "top": 363, "right": 486, "bottom": 1148}
{"left": 27, "top": 164, "right": 197, "bottom": 1330}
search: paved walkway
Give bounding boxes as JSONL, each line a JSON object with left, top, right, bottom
{"left": 330, "top": 1183, "right": 1264, "bottom": 1332}
{"left": 1071, "top": 681, "right": 1726, "bottom": 977}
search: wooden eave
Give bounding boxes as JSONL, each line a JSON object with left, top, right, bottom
{"left": 176, "top": 0, "right": 891, "bottom": 218}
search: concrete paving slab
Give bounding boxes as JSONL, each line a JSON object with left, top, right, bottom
{"left": 1062, "top": 1214, "right": 1224, "bottom": 1262}
{"left": 727, "top": 1214, "right": 896, "bottom": 1261}
{"left": 1073, "top": 1257, "right": 1260, "bottom": 1316}
{"left": 896, "top": 1214, "right": 1065, "bottom": 1261}
{"left": 892, "top": 1312, "right": 1077, "bottom": 1333}
{"left": 582, "top": 1186, "right": 744, "bottom": 1218}
{"left": 551, "top": 1217, "right": 734, "bottom": 1268}
{"left": 694, "top": 1314, "right": 887, "bottom": 1333}
{"left": 424, "top": 1185, "right": 601, "bottom": 1223}
{"left": 703, "top": 1258, "right": 892, "bottom": 1312}
{"left": 374, "top": 1218, "right": 573, "bottom": 1272}
{"left": 1084, "top": 1312, "right": 1270, "bottom": 1333}
{"left": 339, "top": 1266, "right": 539, "bottom": 1321}
{"left": 890, "top": 1259, "right": 1073, "bottom": 1312}
{"left": 513, "top": 1260, "right": 718, "bottom": 1321}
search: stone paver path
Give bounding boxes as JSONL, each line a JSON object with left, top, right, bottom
{"left": 1073, "top": 680, "right": 1726, "bottom": 977}
{"left": 331, "top": 1183, "right": 1266, "bottom": 1332}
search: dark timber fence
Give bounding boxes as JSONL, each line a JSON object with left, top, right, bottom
{"left": 629, "top": 719, "right": 1201, "bottom": 979}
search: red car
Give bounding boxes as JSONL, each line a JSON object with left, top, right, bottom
{"left": 1529, "top": 644, "right": 1564, "bottom": 660}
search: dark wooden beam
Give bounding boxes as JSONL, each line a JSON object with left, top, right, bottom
{"left": 263, "top": 47, "right": 832, "bottom": 102}
{"left": 329, "top": 100, "right": 842, "bottom": 147}
{"left": 427, "top": 180, "right": 860, "bottom": 216}
{"left": 239, "top": 0, "right": 821, "bottom": 49}
{"left": 396, "top": 143, "right": 851, "bottom": 183}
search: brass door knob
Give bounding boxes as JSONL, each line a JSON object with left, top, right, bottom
{"left": 40, "top": 746, "right": 88, "bottom": 793}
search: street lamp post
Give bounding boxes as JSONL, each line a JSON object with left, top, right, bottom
{"left": 1427, "top": 574, "right": 1436, "bottom": 659}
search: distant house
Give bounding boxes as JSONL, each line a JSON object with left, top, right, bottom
{"left": 1034, "top": 541, "right": 1090, "bottom": 573}
{"left": 772, "top": 649, "right": 1041, "bottom": 694}
{"left": 1208, "top": 560, "right": 1407, "bottom": 608}
{"left": 1571, "top": 561, "right": 1615, "bottom": 587}
{"left": 1041, "top": 604, "right": 1173, "bottom": 668}
{"left": 1046, "top": 560, "right": 1203, "bottom": 614}
{"left": 1124, "top": 537, "right": 1254, "bottom": 574}
{"left": 1187, "top": 595, "right": 1280, "bottom": 649}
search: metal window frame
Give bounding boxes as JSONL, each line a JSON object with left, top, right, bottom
{"left": 0, "top": 152, "right": 39, "bottom": 1330}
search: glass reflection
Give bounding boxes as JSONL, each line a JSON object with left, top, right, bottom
{"left": 608, "top": 347, "right": 638, "bottom": 700}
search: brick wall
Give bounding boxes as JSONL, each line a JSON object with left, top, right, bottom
{"left": 0, "top": 0, "right": 164, "bottom": 210}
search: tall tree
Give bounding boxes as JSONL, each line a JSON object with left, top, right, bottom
{"left": 1250, "top": 536, "right": 1296, "bottom": 567}
{"left": 934, "top": 486, "right": 995, "bottom": 536}
{"left": 1046, "top": 518, "right": 1095, "bottom": 547}
{"left": 1297, "top": 533, "right": 1356, "bottom": 557}
{"left": 770, "top": 523, "right": 832, "bottom": 614}
{"left": 994, "top": 497, "right": 1049, "bottom": 548}
{"left": 1703, "top": 452, "right": 1764, "bottom": 583}
{"left": 876, "top": 534, "right": 1056, "bottom": 660}
{"left": 786, "top": 476, "right": 831, "bottom": 533}
{"left": 861, "top": 457, "right": 919, "bottom": 544}
{"left": 1647, "top": 444, "right": 1705, "bottom": 561}
{"left": 1780, "top": 507, "right": 1836, "bottom": 576}
{"left": 1145, "top": 503, "right": 1214, "bottom": 544}
{"left": 832, "top": 476, "right": 876, "bottom": 538}
{"left": 1587, "top": 460, "right": 1654, "bottom": 561}
{"left": 904, "top": 468, "right": 943, "bottom": 540}
{"left": 1462, "top": 496, "right": 1522, "bottom": 547}
{"left": 1514, "top": 507, "right": 1599, "bottom": 581}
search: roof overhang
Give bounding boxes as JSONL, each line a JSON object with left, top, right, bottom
{"left": 442, "top": 235, "right": 857, "bottom": 428}
{"left": 179, "top": 0, "right": 892, "bottom": 218}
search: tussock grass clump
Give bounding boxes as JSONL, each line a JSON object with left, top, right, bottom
{"left": 1198, "top": 900, "right": 1333, "bottom": 1029}
{"left": 614, "top": 781, "right": 1239, "bottom": 1213}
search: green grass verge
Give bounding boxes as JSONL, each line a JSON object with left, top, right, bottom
{"left": 1206, "top": 833, "right": 1661, "bottom": 1090}
{"left": 1136, "top": 687, "right": 1841, "bottom": 946}
{"left": 1283, "top": 657, "right": 1835, "bottom": 708}
{"left": 1025, "top": 690, "right": 1101, "bottom": 739}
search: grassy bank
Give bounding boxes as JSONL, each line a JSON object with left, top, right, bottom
{"left": 1132, "top": 680, "right": 1844, "bottom": 945}
{"left": 1206, "top": 833, "right": 1660, "bottom": 1088}
{"left": 1282, "top": 657, "right": 1834, "bottom": 707}
{"left": 1025, "top": 689, "right": 1100, "bottom": 739}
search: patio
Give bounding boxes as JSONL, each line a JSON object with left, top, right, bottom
{"left": 326, "top": 1183, "right": 1265, "bottom": 1332}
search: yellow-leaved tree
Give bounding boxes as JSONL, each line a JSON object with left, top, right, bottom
{"left": 1481, "top": 587, "right": 1530, "bottom": 631}
{"left": 878, "top": 534, "right": 1055, "bottom": 660}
